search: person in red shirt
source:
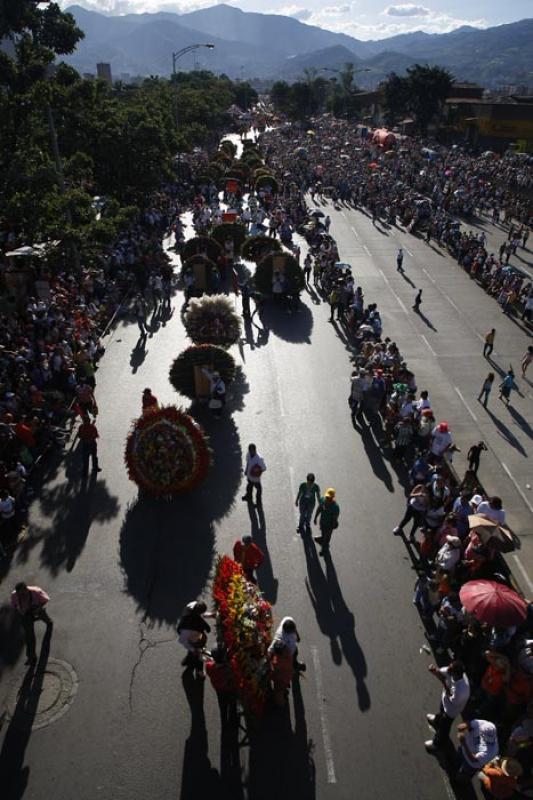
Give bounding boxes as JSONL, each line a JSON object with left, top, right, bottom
{"left": 205, "top": 646, "right": 237, "bottom": 722}
{"left": 14, "top": 416, "right": 36, "bottom": 449}
{"left": 233, "top": 535, "right": 264, "bottom": 582}
{"left": 77, "top": 414, "right": 101, "bottom": 478}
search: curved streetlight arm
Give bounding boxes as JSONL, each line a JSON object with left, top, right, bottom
{"left": 172, "top": 43, "right": 215, "bottom": 74}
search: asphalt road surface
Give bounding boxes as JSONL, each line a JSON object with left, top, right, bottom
{"left": 0, "top": 192, "right": 531, "bottom": 800}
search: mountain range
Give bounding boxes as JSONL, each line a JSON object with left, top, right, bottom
{"left": 63, "top": 5, "right": 533, "bottom": 88}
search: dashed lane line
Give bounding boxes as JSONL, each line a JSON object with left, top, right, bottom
{"left": 501, "top": 463, "right": 533, "bottom": 515}
{"left": 454, "top": 386, "right": 478, "bottom": 423}
{"left": 311, "top": 646, "right": 337, "bottom": 784}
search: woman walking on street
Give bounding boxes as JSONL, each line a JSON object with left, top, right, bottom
{"left": 477, "top": 372, "right": 495, "bottom": 408}
{"left": 499, "top": 368, "right": 516, "bottom": 405}
{"left": 521, "top": 345, "right": 533, "bottom": 377}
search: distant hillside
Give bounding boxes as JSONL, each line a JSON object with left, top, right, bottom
{"left": 62, "top": 5, "right": 533, "bottom": 88}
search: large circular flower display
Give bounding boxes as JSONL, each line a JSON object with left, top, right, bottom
{"left": 184, "top": 294, "right": 241, "bottom": 348}
{"left": 125, "top": 406, "right": 211, "bottom": 497}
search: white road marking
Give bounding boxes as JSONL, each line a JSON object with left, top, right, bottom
{"left": 512, "top": 555, "right": 533, "bottom": 596}
{"left": 422, "top": 267, "right": 436, "bottom": 284}
{"left": 454, "top": 386, "right": 478, "bottom": 422}
{"left": 378, "top": 268, "right": 391, "bottom": 287}
{"left": 420, "top": 335, "right": 436, "bottom": 357}
{"left": 363, "top": 244, "right": 371, "bottom": 256}
{"left": 311, "top": 646, "right": 337, "bottom": 784}
{"left": 396, "top": 296, "right": 409, "bottom": 314}
{"left": 502, "top": 463, "right": 533, "bottom": 515}
{"left": 404, "top": 246, "right": 413, "bottom": 257}
{"left": 350, "top": 225, "right": 359, "bottom": 239}
{"left": 288, "top": 466, "right": 300, "bottom": 525}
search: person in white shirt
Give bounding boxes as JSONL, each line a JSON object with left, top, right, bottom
{"left": 425, "top": 660, "right": 470, "bottom": 751}
{"left": 456, "top": 719, "right": 498, "bottom": 779}
{"left": 476, "top": 496, "right": 506, "bottom": 526}
{"left": 268, "top": 616, "right": 306, "bottom": 671}
{"left": 242, "top": 443, "right": 266, "bottom": 507}
{"left": 431, "top": 421, "right": 453, "bottom": 458}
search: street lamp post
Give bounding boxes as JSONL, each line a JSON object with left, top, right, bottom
{"left": 172, "top": 43, "right": 214, "bottom": 175}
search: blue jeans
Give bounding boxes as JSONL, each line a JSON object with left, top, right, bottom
{"left": 298, "top": 502, "right": 314, "bottom": 530}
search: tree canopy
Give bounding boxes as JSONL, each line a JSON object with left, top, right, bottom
{"left": 0, "top": 5, "right": 252, "bottom": 259}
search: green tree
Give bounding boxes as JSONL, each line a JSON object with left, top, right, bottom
{"left": 405, "top": 64, "right": 453, "bottom": 133}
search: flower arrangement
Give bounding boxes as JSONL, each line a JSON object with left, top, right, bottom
{"left": 169, "top": 344, "right": 236, "bottom": 400}
{"left": 181, "top": 236, "right": 222, "bottom": 263}
{"left": 125, "top": 406, "right": 211, "bottom": 497}
{"left": 254, "top": 252, "right": 304, "bottom": 296}
{"left": 184, "top": 294, "right": 241, "bottom": 348}
{"left": 241, "top": 234, "right": 281, "bottom": 263}
{"left": 210, "top": 222, "right": 247, "bottom": 254}
{"left": 212, "top": 555, "right": 273, "bottom": 716}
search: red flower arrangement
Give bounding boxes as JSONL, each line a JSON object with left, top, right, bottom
{"left": 212, "top": 555, "right": 273, "bottom": 716}
{"left": 124, "top": 406, "right": 212, "bottom": 497}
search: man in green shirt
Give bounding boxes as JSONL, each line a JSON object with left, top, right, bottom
{"left": 295, "top": 473, "right": 321, "bottom": 534}
{"left": 313, "top": 488, "right": 340, "bottom": 556}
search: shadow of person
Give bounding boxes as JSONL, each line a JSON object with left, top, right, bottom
{"left": 247, "top": 692, "right": 316, "bottom": 800}
{"left": 218, "top": 699, "right": 244, "bottom": 800}
{"left": 302, "top": 533, "right": 370, "bottom": 711}
{"left": 415, "top": 310, "right": 438, "bottom": 332}
{"left": 356, "top": 415, "right": 395, "bottom": 493}
{"left": 0, "top": 625, "right": 52, "bottom": 800}
{"left": 506, "top": 404, "right": 533, "bottom": 440}
{"left": 247, "top": 503, "right": 278, "bottom": 604}
{"left": 130, "top": 336, "right": 148, "bottom": 373}
{"left": 20, "top": 477, "right": 121, "bottom": 576}
{"left": 180, "top": 670, "right": 221, "bottom": 800}
{"left": 323, "top": 553, "right": 370, "bottom": 711}
{"left": 399, "top": 272, "right": 417, "bottom": 288}
{"left": 0, "top": 604, "right": 24, "bottom": 680}
{"left": 484, "top": 408, "right": 528, "bottom": 457}
{"left": 260, "top": 301, "right": 313, "bottom": 344}
{"left": 120, "top": 418, "right": 242, "bottom": 625}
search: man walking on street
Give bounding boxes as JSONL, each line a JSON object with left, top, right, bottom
{"left": 396, "top": 248, "right": 404, "bottom": 273}
{"left": 483, "top": 328, "right": 496, "bottom": 359}
{"left": 242, "top": 443, "right": 266, "bottom": 507}
{"left": 295, "top": 473, "right": 321, "bottom": 534}
{"left": 233, "top": 535, "right": 264, "bottom": 582}
{"left": 413, "top": 289, "right": 422, "bottom": 312}
{"left": 425, "top": 660, "right": 470, "bottom": 752}
{"left": 313, "top": 488, "right": 340, "bottom": 556}
{"left": 11, "top": 582, "right": 53, "bottom": 664}
{"left": 77, "top": 414, "right": 102, "bottom": 478}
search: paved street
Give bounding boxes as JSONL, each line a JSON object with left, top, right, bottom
{"left": 0, "top": 191, "right": 531, "bottom": 800}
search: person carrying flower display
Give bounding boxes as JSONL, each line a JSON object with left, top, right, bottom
{"left": 177, "top": 601, "right": 212, "bottom": 677}
{"left": 141, "top": 388, "right": 159, "bottom": 415}
{"left": 232, "top": 535, "right": 264, "bottom": 582}
{"left": 268, "top": 616, "right": 306, "bottom": 672}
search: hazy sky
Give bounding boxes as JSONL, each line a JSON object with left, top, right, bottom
{"left": 60, "top": 0, "right": 531, "bottom": 39}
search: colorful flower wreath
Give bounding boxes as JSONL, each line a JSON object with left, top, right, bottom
{"left": 213, "top": 555, "right": 273, "bottom": 716}
{"left": 124, "top": 406, "right": 211, "bottom": 497}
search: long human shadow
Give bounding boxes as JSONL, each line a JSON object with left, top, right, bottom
{"left": 0, "top": 626, "right": 52, "bottom": 800}
{"left": 120, "top": 417, "right": 242, "bottom": 624}
{"left": 0, "top": 604, "right": 24, "bottom": 680}
{"left": 355, "top": 414, "right": 395, "bottom": 493}
{"left": 247, "top": 502, "right": 278, "bottom": 604}
{"left": 259, "top": 301, "right": 313, "bottom": 344}
{"left": 483, "top": 407, "right": 528, "bottom": 457}
{"left": 180, "top": 670, "right": 222, "bottom": 800}
{"left": 413, "top": 308, "right": 438, "bottom": 332}
{"left": 506, "top": 403, "right": 533, "bottom": 440}
{"left": 130, "top": 335, "right": 148, "bottom": 373}
{"left": 247, "top": 685, "right": 316, "bottom": 800}
{"left": 399, "top": 271, "right": 417, "bottom": 288}
{"left": 13, "top": 447, "right": 120, "bottom": 576}
{"left": 302, "top": 534, "right": 370, "bottom": 712}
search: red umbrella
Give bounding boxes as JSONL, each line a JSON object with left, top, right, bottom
{"left": 460, "top": 579, "right": 527, "bottom": 627}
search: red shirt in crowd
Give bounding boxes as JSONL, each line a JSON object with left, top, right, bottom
{"left": 78, "top": 422, "right": 99, "bottom": 442}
